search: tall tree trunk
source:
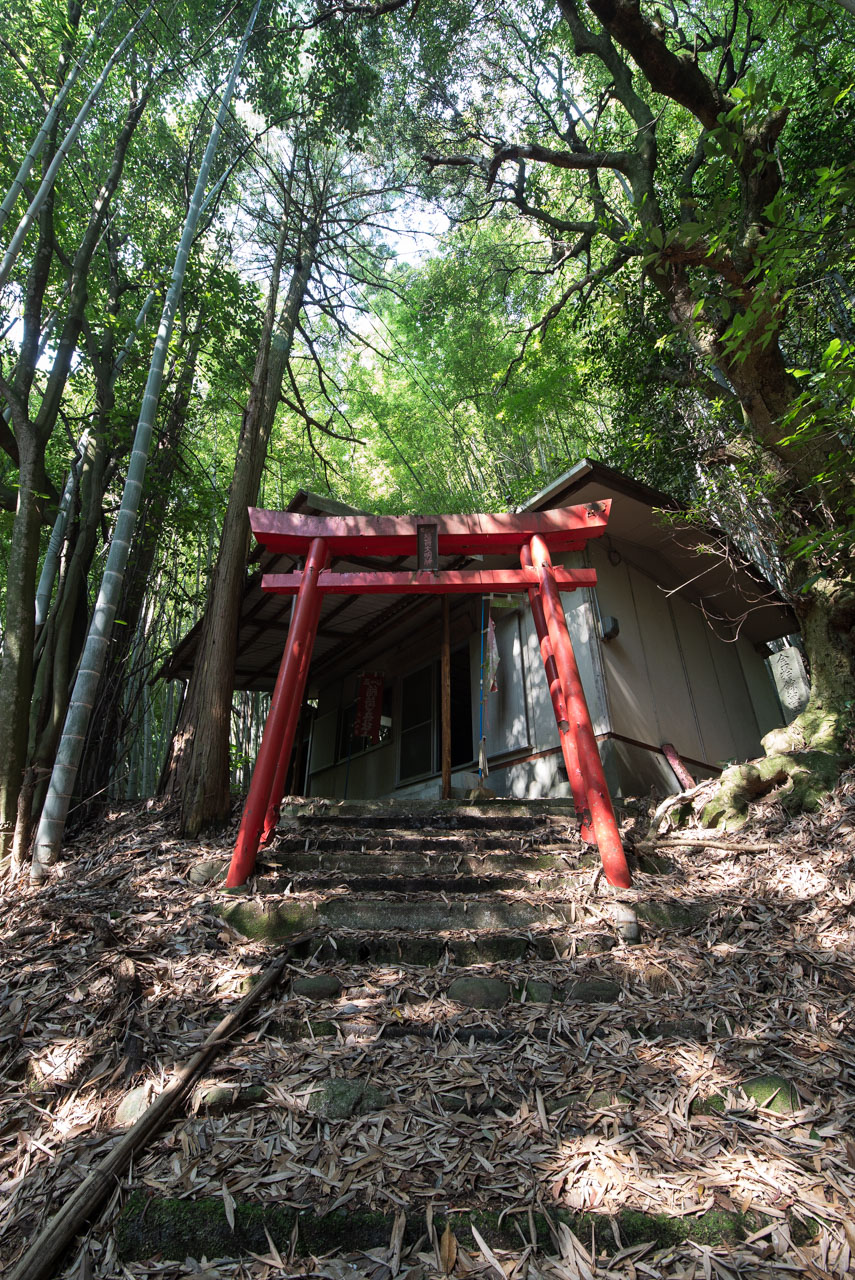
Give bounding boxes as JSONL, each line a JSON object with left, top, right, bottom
{"left": 0, "top": 2, "right": 153, "bottom": 289}
{"left": 31, "top": 0, "right": 263, "bottom": 877}
{"left": 76, "top": 321, "right": 203, "bottom": 817}
{"left": 0, "top": 88, "right": 150, "bottom": 862}
{"left": 165, "top": 209, "right": 322, "bottom": 836}
{"left": 0, "top": 435, "right": 46, "bottom": 862}
{"left": 0, "top": 0, "right": 123, "bottom": 233}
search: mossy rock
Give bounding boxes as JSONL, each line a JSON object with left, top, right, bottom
{"left": 691, "top": 1093, "right": 726, "bottom": 1116}
{"left": 742, "top": 1073, "right": 800, "bottom": 1114}
{"left": 269, "top": 1018, "right": 337, "bottom": 1042}
{"left": 447, "top": 975, "right": 510, "bottom": 1008}
{"left": 116, "top": 1193, "right": 421, "bottom": 1262}
{"left": 692, "top": 1075, "right": 799, "bottom": 1116}
{"left": 115, "top": 1084, "right": 153, "bottom": 1128}
{"left": 640, "top": 1018, "right": 707, "bottom": 1041}
{"left": 189, "top": 859, "right": 228, "bottom": 885}
{"left": 548, "top": 1088, "right": 632, "bottom": 1113}
{"left": 512, "top": 979, "right": 553, "bottom": 1004}
{"left": 635, "top": 900, "right": 702, "bottom": 931}
{"left": 220, "top": 899, "right": 314, "bottom": 941}
{"left": 238, "top": 971, "right": 263, "bottom": 994}
{"left": 565, "top": 977, "right": 621, "bottom": 1003}
{"left": 607, "top": 1207, "right": 751, "bottom": 1249}
{"left": 193, "top": 1084, "right": 267, "bottom": 1114}
{"left": 117, "top": 1193, "right": 759, "bottom": 1264}
{"left": 305, "top": 1078, "right": 390, "bottom": 1119}
{"left": 292, "top": 974, "right": 342, "bottom": 1000}
{"left": 636, "top": 850, "right": 673, "bottom": 875}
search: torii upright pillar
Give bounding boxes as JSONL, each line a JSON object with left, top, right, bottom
{"left": 226, "top": 537, "right": 328, "bottom": 887}
{"left": 224, "top": 506, "right": 631, "bottom": 890}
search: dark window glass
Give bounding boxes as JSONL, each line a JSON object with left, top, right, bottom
{"left": 400, "top": 725, "right": 433, "bottom": 779}
{"left": 401, "top": 668, "right": 433, "bottom": 731}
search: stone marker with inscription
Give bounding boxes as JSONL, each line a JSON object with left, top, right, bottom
{"left": 769, "top": 647, "right": 810, "bottom": 723}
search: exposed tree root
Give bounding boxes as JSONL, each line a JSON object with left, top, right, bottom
{"left": 647, "top": 695, "right": 853, "bottom": 836}
{"left": 700, "top": 749, "right": 845, "bottom": 830}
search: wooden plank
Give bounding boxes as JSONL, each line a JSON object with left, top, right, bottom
{"left": 261, "top": 567, "right": 599, "bottom": 595}
{"left": 250, "top": 502, "right": 611, "bottom": 555}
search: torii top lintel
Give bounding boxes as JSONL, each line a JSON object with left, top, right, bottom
{"left": 249, "top": 500, "right": 612, "bottom": 558}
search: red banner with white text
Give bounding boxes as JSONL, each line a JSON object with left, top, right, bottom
{"left": 353, "top": 672, "right": 384, "bottom": 743}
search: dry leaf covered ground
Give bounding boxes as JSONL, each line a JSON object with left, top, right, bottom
{"left": 1, "top": 775, "right": 855, "bottom": 1280}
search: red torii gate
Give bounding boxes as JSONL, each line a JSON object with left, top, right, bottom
{"left": 225, "top": 503, "right": 632, "bottom": 889}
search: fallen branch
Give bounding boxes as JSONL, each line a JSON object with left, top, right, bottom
{"left": 8, "top": 934, "right": 311, "bottom": 1280}
{"left": 649, "top": 779, "right": 718, "bottom": 834}
{"left": 638, "top": 835, "right": 777, "bottom": 852}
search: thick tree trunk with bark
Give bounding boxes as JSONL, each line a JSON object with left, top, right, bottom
{"left": 165, "top": 212, "right": 321, "bottom": 836}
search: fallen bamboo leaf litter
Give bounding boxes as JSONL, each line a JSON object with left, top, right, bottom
{"left": 0, "top": 778, "right": 853, "bottom": 1279}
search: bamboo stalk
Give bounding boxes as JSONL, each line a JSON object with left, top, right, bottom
{"left": 7, "top": 936, "right": 305, "bottom": 1280}
{"left": 31, "top": 0, "right": 263, "bottom": 874}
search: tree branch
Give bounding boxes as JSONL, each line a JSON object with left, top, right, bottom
{"left": 485, "top": 140, "right": 634, "bottom": 188}
{"left": 581, "top": 0, "right": 729, "bottom": 130}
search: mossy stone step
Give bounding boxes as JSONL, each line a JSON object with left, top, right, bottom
{"left": 280, "top": 798, "right": 576, "bottom": 829}
{"left": 191, "top": 851, "right": 587, "bottom": 888}
{"left": 116, "top": 1192, "right": 782, "bottom": 1265}
{"left": 266, "top": 850, "right": 580, "bottom": 876}
{"left": 252, "top": 871, "right": 580, "bottom": 895}
{"left": 271, "top": 831, "right": 576, "bottom": 855}
{"left": 219, "top": 895, "right": 599, "bottom": 941}
{"left": 291, "top": 974, "right": 342, "bottom": 999}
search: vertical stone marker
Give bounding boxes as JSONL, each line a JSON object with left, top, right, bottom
{"left": 769, "top": 647, "right": 810, "bottom": 723}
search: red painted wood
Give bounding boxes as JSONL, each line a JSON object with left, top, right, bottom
{"left": 249, "top": 502, "right": 611, "bottom": 556}
{"left": 259, "top": 583, "right": 327, "bottom": 848}
{"left": 529, "top": 534, "right": 632, "bottom": 890}
{"left": 661, "top": 742, "right": 695, "bottom": 790}
{"left": 226, "top": 537, "right": 328, "bottom": 887}
{"left": 520, "top": 543, "right": 594, "bottom": 845}
{"left": 261, "top": 567, "right": 598, "bottom": 595}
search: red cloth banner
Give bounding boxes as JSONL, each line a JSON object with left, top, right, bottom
{"left": 353, "top": 672, "right": 384, "bottom": 743}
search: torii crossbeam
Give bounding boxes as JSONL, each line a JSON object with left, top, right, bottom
{"left": 226, "top": 502, "right": 631, "bottom": 889}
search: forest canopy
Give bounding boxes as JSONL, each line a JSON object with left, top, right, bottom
{"left": 0, "top": 0, "right": 853, "bottom": 873}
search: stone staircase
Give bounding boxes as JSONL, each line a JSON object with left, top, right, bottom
{"left": 201, "top": 798, "right": 641, "bottom": 966}
{"left": 116, "top": 798, "right": 784, "bottom": 1269}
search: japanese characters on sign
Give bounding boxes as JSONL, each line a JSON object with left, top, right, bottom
{"left": 417, "top": 519, "right": 439, "bottom": 572}
{"left": 354, "top": 671, "right": 384, "bottom": 743}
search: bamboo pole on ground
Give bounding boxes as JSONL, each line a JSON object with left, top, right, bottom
{"left": 7, "top": 937, "right": 306, "bottom": 1280}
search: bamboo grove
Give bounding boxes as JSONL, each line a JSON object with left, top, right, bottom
{"left": 1, "top": 0, "right": 853, "bottom": 880}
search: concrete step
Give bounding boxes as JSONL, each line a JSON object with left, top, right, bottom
{"left": 263, "top": 849, "right": 591, "bottom": 876}
{"left": 219, "top": 892, "right": 636, "bottom": 943}
{"left": 190, "top": 849, "right": 598, "bottom": 890}
{"left": 270, "top": 830, "right": 577, "bottom": 854}
{"left": 280, "top": 798, "right": 577, "bottom": 832}
{"left": 250, "top": 867, "right": 594, "bottom": 894}
{"left": 299, "top": 926, "right": 618, "bottom": 964}
{"left": 277, "top": 966, "right": 623, "bottom": 1009}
